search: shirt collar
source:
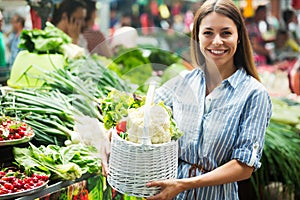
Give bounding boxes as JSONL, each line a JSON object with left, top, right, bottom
{"left": 223, "top": 68, "right": 247, "bottom": 89}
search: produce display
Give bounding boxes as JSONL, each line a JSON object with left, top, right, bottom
{"left": 1, "top": 89, "right": 79, "bottom": 146}
{"left": 1, "top": 21, "right": 299, "bottom": 199}
{"left": 18, "top": 22, "right": 83, "bottom": 58}
{"left": 0, "top": 117, "right": 34, "bottom": 142}
{"left": 7, "top": 22, "right": 85, "bottom": 88}
{"left": 0, "top": 168, "right": 48, "bottom": 197}
{"left": 13, "top": 143, "right": 101, "bottom": 181}
{"left": 108, "top": 47, "right": 187, "bottom": 91}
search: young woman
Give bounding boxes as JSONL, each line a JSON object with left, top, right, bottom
{"left": 146, "top": 0, "right": 272, "bottom": 199}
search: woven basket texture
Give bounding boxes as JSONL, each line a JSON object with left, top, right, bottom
{"left": 108, "top": 132, "right": 178, "bottom": 197}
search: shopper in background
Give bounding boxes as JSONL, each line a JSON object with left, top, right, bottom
{"left": 8, "top": 14, "right": 24, "bottom": 67}
{"left": 145, "top": 0, "right": 272, "bottom": 199}
{"left": 82, "top": 0, "right": 112, "bottom": 58}
{"left": 120, "top": 13, "right": 133, "bottom": 27}
{"left": 110, "top": 9, "right": 119, "bottom": 29}
{"left": 51, "top": 0, "right": 87, "bottom": 48}
{"left": 274, "top": 29, "right": 300, "bottom": 61}
{"left": 0, "top": 10, "right": 6, "bottom": 67}
{"left": 282, "top": 9, "right": 300, "bottom": 45}
{"left": 246, "top": 5, "right": 272, "bottom": 66}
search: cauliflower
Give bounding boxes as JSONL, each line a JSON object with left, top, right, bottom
{"left": 127, "top": 104, "right": 171, "bottom": 144}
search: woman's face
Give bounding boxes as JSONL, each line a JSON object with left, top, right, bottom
{"left": 198, "top": 12, "right": 238, "bottom": 69}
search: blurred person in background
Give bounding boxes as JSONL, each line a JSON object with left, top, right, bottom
{"left": 110, "top": 9, "right": 119, "bottom": 29}
{"left": 8, "top": 14, "right": 25, "bottom": 67}
{"left": 274, "top": 29, "right": 300, "bottom": 61}
{"left": 282, "top": 9, "right": 300, "bottom": 45}
{"left": 51, "top": 0, "right": 87, "bottom": 48}
{"left": 0, "top": 10, "right": 6, "bottom": 67}
{"left": 82, "top": 0, "right": 112, "bottom": 57}
{"left": 246, "top": 5, "right": 272, "bottom": 66}
{"left": 173, "top": 14, "right": 184, "bottom": 32}
{"left": 120, "top": 13, "right": 133, "bottom": 27}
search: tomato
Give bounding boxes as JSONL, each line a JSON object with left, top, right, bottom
{"left": 18, "top": 179, "right": 25, "bottom": 185}
{"left": 13, "top": 181, "right": 21, "bottom": 189}
{"left": 116, "top": 121, "right": 127, "bottom": 135}
{"left": 24, "top": 183, "right": 32, "bottom": 189}
{"left": 2, "top": 176, "right": 14, "bottom": 182}
{"left": 1, "top": 188, "right": 8, "bottom": 194}
{"left": 18, "top": 130, "right": 26, "bottom": 137}
{"left": 14, "top": 133, "right": 21, "bottom": 139}
{"left": 19, "top": 124, "right": 27, "bottom": 131}
{"left": 36, "top": 180, "right": 44, "bottom": 187}
{"left": 4, "top": 183, "right": 13, "bottom": 190}
{"left": 31, "top": 176, "right": 38, "bottom": 183}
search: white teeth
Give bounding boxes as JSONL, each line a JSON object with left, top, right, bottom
{"left": 210, "top": 50, "right": 225, "bottom": 54}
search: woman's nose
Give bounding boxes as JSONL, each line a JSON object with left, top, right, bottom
{"left": 212, "top": 34, "right": 223, "bottom": 46}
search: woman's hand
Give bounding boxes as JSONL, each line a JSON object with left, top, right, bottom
{"left": 146, "top": 179, "right": 184, "bottom": 200}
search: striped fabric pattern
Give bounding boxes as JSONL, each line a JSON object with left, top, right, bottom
{"left": 155, "top": 68, "right": 272, "bottom": 199}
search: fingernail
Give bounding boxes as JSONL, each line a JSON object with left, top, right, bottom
{"left": 146, "top": 183, "right": 151, "bottom": 187}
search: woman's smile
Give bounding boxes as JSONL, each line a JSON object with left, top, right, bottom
{"left": 207, "top": 48, "right": 229, "bottom": 56}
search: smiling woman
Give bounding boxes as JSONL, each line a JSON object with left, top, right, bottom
{"left": 198, "top": 12, "right": 239, "bottom": 88}
{"left": 145, "top": 0, "right": 272, "bottom": 200}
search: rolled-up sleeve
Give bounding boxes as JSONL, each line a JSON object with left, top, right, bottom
{"left": 231, "top": 89, "right": 272, "bottom": 170}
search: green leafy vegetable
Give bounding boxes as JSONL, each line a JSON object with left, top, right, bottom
{"left": 1, "top": 89, "right": 80, "bottom": 146}
{"left": 13, "top": 143, "right": 101, "bottom": 181}
{"left": 101, "top": 90, "right": 145, "bottom": 130}
{"left": 148, "top": 48, "right": 180, "bottom": 70}
{"left": 109, "top": 48, "right": 153, "bottom": 88}
{"left": 19, "top": 22, "right": 71, "bottom": 54}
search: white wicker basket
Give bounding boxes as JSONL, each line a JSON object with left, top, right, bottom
{"left": 108, "top": 131, "right": 178, "bottom": 197}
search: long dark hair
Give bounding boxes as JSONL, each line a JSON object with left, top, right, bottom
{"left": 51, "top": 0, "right": 86, "bottom": 26}
{"left": 191, "top": 0, "right": 260, "bottom": 81}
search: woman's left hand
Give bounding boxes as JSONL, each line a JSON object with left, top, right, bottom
{"left": 146, "top": 179, "right": 184, "bottom": 200}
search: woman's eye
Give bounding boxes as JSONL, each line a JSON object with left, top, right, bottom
{"left": 222, "top": 31, "right": 232, "bottom": 36}
{"left": 203, "top": 31, "right": 212, "bottom": 35}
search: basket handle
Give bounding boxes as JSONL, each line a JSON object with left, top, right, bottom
{"left": 142, "top": 81, "right": 156, "bottom": 145}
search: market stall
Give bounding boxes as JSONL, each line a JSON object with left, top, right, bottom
{"left": 0, "top": 22, "right": 189, "bottom": 200}
{"left": 0, "top": 16, "right": 299, "bottom": 200}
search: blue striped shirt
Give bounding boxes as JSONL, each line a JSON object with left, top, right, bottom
{"left": 155, "top": 68, "right": 272, "bottom": 200}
